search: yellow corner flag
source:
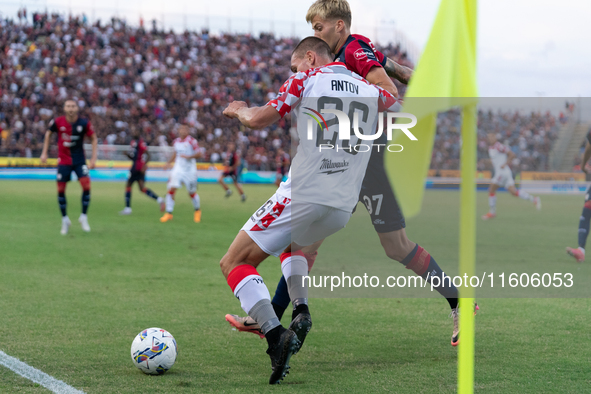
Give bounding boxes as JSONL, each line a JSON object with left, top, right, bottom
{"left": 385, "top": 0, "right": 478, "bottom": 393}
{"left": 387, "top": 0, "right": 478, "bottom": 218}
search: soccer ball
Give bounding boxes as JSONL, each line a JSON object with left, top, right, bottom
{"left": 130, "top": 327, "right": 178, "bottom": 375}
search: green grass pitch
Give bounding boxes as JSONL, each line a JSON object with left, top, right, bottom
{"left": 0, "top": 180, "right": 589, "bottom": 393}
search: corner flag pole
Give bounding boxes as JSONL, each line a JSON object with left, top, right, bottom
{"left": 458, "top": 1, "right": 478, "bottom": 393}
{"left": 458, "top": 103, "right": 476, "bottom": 394}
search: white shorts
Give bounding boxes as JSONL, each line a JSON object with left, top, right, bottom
{"left": 168, "top": 169, "right": 198, "bottom": 193}
{"left": 241, "top": 192, "right": 352, "bottom": 257}
{"left": 492, "top": 166, "right": 514, "bottom": 188}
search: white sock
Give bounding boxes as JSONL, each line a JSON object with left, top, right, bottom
{"left": 191, "top": 194, "right": 200, "bottom": 210}
{"left": 157, "top": 196, "right": 163, "bottom": 204}
{"left": 166, "top": 193, "right": 175, "bottom": 213}
{"left": 489, "top": 194, "right": 496, "bottom": 214}
{"left": 280, "top": 252, "right": 309, "bottom": 305}
{"left": 234, "top": 273, "right": 280, "bottom": 333}
{"left": 579, "top": 247, "right": 586, "bottom": 255}
{"left": 517, "top": 190, "right": 534, "bottom": 202}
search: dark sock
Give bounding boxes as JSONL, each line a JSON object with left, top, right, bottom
{"left": 271, "top": 276, "right": 290, "bottom": 320}
{"left": 401, "top": 244, "right": 459, "bottom": 310}
{"left": 578, "top": 207, "right": 591, "bottom": 248}
{"left": 58, "top": 192, "right": 67, "bottom": 217}
{"left": 447, "top": 298, "right": 458, "bottom": 309}
{"left": 272, "top": 302, "right": 286, "bottom": 321}
{"left": 82, "top": 190, "right": 90, "bottom": 214}
{"left": 125, "top": 190, "right": 131, "bottom": 208}
{"left": 143, "top": 188, "right": 159, "bottom": 200}
{"left": 265, "top": 325, "right": 285, "bottom": 348}
{"left": 292, "top": 303, "right": 309, "bottom": 321}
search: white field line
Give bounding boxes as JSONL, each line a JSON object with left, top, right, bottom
{"left": 0, "top": 350, "right": 85, "bottom": 394}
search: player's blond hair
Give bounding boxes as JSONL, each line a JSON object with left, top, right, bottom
{"left": 306, "top": 0, "right": 352, "bottom": 29}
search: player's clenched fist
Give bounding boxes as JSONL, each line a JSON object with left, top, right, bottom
{"left": 223, "top": 101, "right": 248, "bottom": 118}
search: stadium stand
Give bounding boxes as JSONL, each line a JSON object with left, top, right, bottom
{"left": 0, "top": 13, "right": 559, "bottom": 174}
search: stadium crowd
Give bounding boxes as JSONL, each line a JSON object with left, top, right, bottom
{"left": 0, "top": 12, "right": 560, "bottom": 173}
{"left": 432, "top": 108, "right": 561, "bottom": 173}
{"left": 0, "top": 12, "right": 411, "bottom": 170}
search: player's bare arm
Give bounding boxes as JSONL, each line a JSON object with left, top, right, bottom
{"left": 223, "top": 101, "right": 281, "bottom": 129}
{"left": 504, "top": 150, "right": 515, "bottom": 169}
{"left": 180, "top": 151, "right": 202, "bottom": 160}
{"left": 384, "top": 57, "right": 413, "bottom": 85}
{"left": 142, "top": 150, "right": 151, "bottom": 172}
{"left": 582, "top": 142, "right": 591, "bottom": 174}
{"left": 89, "top": 133, "right": 98, "bottom": 169}
{"left": 40, "top": 129, "right": 52, "bottom": 164}
{"left": 164, "top": 151, "right": 176, "bottom": 170}
{"left": 365, "top": 66, "right": 399, "bottom": 98}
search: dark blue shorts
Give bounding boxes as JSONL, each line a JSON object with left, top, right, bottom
{"left": 222, "top": 171, "right": 238, "bottom": 182}
{"left": 57, "top": 164, "right": 89, "bottom": 182}
{"left": 358, "top": 153, "right": 406, "bottom": 233}
{"left": 128, "top": 170, "right": 146, "bottom": 183}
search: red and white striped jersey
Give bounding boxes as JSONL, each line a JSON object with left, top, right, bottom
{"left": 488, "top": 141, "right": 510, "bottom": 171}
{"left": 172, "top": 136, "right": 199, "bottom": 172}
{"left": 267, "top": 62, "right": 396, "bottom": 212}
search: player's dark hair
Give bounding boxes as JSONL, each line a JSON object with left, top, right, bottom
{"left": 64, "top": 98, "right": 78, "bottom": 107}
{"left": 292, "top": 37, "right": 333, "bottom": 60}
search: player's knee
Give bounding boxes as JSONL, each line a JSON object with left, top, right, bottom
{"left": 57, "top": 182, "right": 67, "bottom": 193}
{"left": 219, "top": 253, "right": 237, "bottom": 278}
{"left": 79, "top": 176, "right": 91, "bottom": 191}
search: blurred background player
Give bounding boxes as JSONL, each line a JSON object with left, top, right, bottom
{"left": 160, "top": 124, "right": 202, "bottom": 223}
{"left": 119, "top": 126, "right": 164, "bottom": 215}
{"left": 275, "top": 148, "right": 290, "bottom": 187}
{"left": 218, "top": 142, "right": 246, "bottom": 201}
{"left": 482, "top": 132, "right": 541, "bottom": 220}
{"left": 40, "top": 99, "right": 97, "bottom": 235}
{"left": 566, "top": 130, "right": 591, "bottom": 262}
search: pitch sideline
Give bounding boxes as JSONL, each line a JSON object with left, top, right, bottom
{"left": 0, "top": 350, "right": 85, "bottom": 394}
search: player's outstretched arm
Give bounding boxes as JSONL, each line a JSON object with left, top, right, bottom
{"left": 40, "top": 130, "right": 52, "bottom": 164}
{"left": 365, "top": 66, "right": 399, "bottom": 98}
{"left": 89, "top": 133, "right": 98, "bottom": 169}
{"left": 582, "top": 142, "right": 591, "bottom": 174}
{"left": 164, "top": 151, "right": 176, "bottom": 171}
{"left": 182, "top": 152, "right": 202, "bottom": 160}
{"left": 223, "top": 101, "right": 281, "bottom": 129}
{"left": 384, "top": 57, "right": 413, "bottom": 85}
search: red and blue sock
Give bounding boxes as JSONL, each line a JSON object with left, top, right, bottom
{"left": 402, "top": 244, "right": 459, "bottom": 309}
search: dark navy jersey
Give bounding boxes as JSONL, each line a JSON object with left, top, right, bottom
{"left": 130, "top": 138, "right": 148, "bottom": 171}
{"left": 48, "top": 116, "right": 94, "bottom": 165}
{"left": 227, "top": 151, "right": 239, "bottom": 170}
{"left": 334, "top": 34, "right": 387, "bottom": 79}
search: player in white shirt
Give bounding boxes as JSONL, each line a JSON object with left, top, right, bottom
{"left": 160, "top": 124, "right": 203, "bottom": 223}
{"left": 219, "top": 37, "right": 394, "bottom": 384}
{"left": 482, "top": 132, "right": 541, "bottom": 220}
